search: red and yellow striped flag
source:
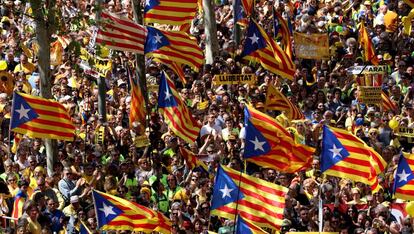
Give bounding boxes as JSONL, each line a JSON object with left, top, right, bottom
{"left": 211, "top": 165, "right": 288, "bottom": 232}
{"left": 127, "top": 67, "right": 146, "bottom": 127}
{"left": 179, "top": 147, "right": 208, "bottom": 172}
{"left": 321, "top": 126, "right": 387, "bottom": 193}
{"left": 359, "top": 23, "right": 379, "bottom": 65}
{"left": 265, "top": 85, "right": 304, "bottom": 120}
{"left": 382, "top": 91, "right": 398, "bottom": 112}
{"left": 144, "top": 0, "right": 198, "bottom": 26}
{"left": 154, "top": 58, "right": 187, "bottom": 84}
{"left": 92, "top": 190, "right": 171, "bottom": 233}
{"left": 11, "top": 92, "right": 75, "bottom": 141}
{"left": 158, "top": 72, "right": 201, "bottom": 144}
{"left": 393, "top": 153, "right": 414, "bottom": 201}
{"left": 145, "top": 27, "right": 204, "bottom": 71}
{"left": 244, "top": 105, "right": 314, "bottom": 173}
{"left": 274, "top": 11, "right": 293, "bottom": 59}
{"left": 241, "top": 19, "right": 295, "bottom": 80}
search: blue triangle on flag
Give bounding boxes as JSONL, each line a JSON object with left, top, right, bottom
{"left": 241, "top": 21, "right": 267, "bottom": 57}
{"left": 394, "top": 154, "right": 414, "bottom": 190}
{"left": 144, "top": 0, "right": 160, "bottom": 13}
{"left": 145, "top": 27, "right": 170, "bottom": 54}
{"left": 320, "top": 125, "right": 350, "bottom": 173}
{"left": 211, "top": 165, "right": 244, "bottom": 210}
{"left": 11, "top": 92, "right": 38, "bottom": 129}
{"left": 93, "top": 191, "right": 123, "bottom": 228}
{"left": 236, "top": 216, "right": 254, "bottom": 234}
{"left": 234, "top": 0, "right": 246, "bottom": 23}
{"left": 158, "top": 72, "right": 177, "bottom": 108}
{"left": 243, "top": 107, "right": 270, "bottom": 158}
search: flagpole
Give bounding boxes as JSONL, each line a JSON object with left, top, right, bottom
{"left": 8, "top": 92, "right": 16, "bottom": 160}
{"left": 318, "top": 184, "right": 323, "bottom": 233}
{"left": 232, "top": 168, "right": 243, "bottom": 234}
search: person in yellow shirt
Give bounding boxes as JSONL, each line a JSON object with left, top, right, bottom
{"left": 25, "top": 201, "right": 42, "bottom": 234}
{"left": 14, "top": 54, "right": 35, "bottom": 75}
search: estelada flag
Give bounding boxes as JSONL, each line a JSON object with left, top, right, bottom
{"left": 11, "top": 92, "right": 75, "bottom": 141}
{"left": 321, "top": 125, "right": 387, "bottom": 193}
{"left": 211, "top": 165, "right": 287, "bottom": 231}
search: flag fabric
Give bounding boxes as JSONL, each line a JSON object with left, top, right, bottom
{"left": 382, "top": 91, "right": 398, "bottom": 112}
{"left": 393, "top": 153, "right": 414, "bottom": 201}
{"left": 241, "top": 19, "right": 295, "bottom": 80}
{"left": 391, "top": 203, "right": 408, "bottom": 225}
{"left": 359, "top": 22, "right": 379, "bottom": 65}
{"left": 158, "top": 71, "right": 201, "bottom": 144}
{"left": 211, "top": 165, "right": 287, "bottom": 231}
{"left": 243, "top": 105, "right": 314, "bottom": 173}
{"left": 11, "top": 133, "right": 21, "bottom": 154}
{"left": 236, "top": 215, "right": 268, "bottom": 234}
{"left": 273, "top": 10, "right": 293, "bottom": 59}
{"left": 321, "top": 125, "right": 387, "bottom": 193}
{"left": 79, "top": 221, "right": 92, "bottom": 234}
{"left": 144, "top": 0, "right": 198, "bottom": 26}
{"left": 403, "top": 0, "right": 414, "bottom": 8}
{"left": 234, "top": 0, "right": 248, "bottom": 26}
{"left": 11, "top": 92, "right": 75, "bottom": 141}
{"left": 265, "top": 85, "right": 304, "bottom": 120}
{"left": 145, "top": 26, "right": 204, "bottom": 71}
{"left": 241, "top": 0, "right": 254, "bottom": 16}
{"left": 154, "top": 58, "right": 187, "bottom": 84}
{"left": 11, "top": 190, "right": 27, "bottom": 222}
{"left": 92, "top": 190, "right": 171, "bottom": 233}
{"left": 127, "top": 66, "right": 146, "bottom": 127}
{"left": 96, "top": 11, "right": 147, "bottom": 54}
{"left": 179, "top": 147, "right": 209, "bottom": 173}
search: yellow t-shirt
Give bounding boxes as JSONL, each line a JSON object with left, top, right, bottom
{"left": 27, "top": 217, "right": 41, "bottom": 234}
{"left": 14, "top": 62, "right": 35, "bottom": 74}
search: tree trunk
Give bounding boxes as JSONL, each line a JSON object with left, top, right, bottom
{"left": 30, "top": 0, "right": 57, "bottom": 176}
{"left": 203, "top": 0, "right": 219, "bottom": 65}
{"left": 95, "top": 0, "right": 107, "bottom": 122}
{"left": 132, "top": 0, "right": 149, "bottom": 129}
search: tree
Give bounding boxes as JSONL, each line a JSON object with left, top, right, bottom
{"left": 30, "top": 0, "right": 58, "bottom": 176}
{"left": 203, "top": 0, "right": 219, "bottom": 65}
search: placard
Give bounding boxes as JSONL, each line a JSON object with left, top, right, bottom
{"left": 359, "top": 86, "right": 382, "bottom": 105}
{"left": 347, "top": 65, "right": 387, "bottom": 75}
{"left": 212, "top": 74, "right": 256, "bottom": 85}
{"left": 293, "top": 32, "right": 329, "bottom": 59}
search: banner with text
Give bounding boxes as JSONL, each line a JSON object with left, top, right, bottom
{"left": 359, "top": 86, "right": 382, "bottom": 105}
{"left": 212, "top": 74, "right": 256, "bottom": 85}
{"left": 293, "top": 32, "right": 329, "bottom": 60}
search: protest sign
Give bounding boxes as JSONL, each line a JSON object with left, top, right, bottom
{"left": 359, "top": 86, "right": 382, "bottom": 105}
{"left": 212, "top": 74, "right": 256, "bottom": 85}
{"left": 293, "top": 32, "right": 329, "bottom": 59}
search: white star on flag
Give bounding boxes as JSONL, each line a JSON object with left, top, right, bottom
{"left": 329, "top": 144, "right": 343, "bottom": 159}
{"left": 249, "top": 33, "right": 259, "bottom": 45}
{"left": 99, "top": 203, "right": 117, "bottom": 217}
{"left": 397, "top": 169, "right": 411, "bottom": 183}
{"left": 15, "top": 105, "right": 30, "bottom": 120}
{"left": 154, "top": 33, "right": 163, "bottom": 44}
{"left": 249, "top": 137, "right": 266, "bottom": 152}
{"left": 164, "top": 88, "right": 172, "bottom": 101}
{"left": 220, "top": 184, "right": 234, "bottom": 199}
{"left": 145, "top": 0, "right": 151, "bottom": 6}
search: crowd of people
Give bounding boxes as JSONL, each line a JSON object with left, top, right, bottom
{"left": 0, "top": 0, "right": 413, "bottom": 233}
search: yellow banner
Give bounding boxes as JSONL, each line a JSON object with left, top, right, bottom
{"left": 287, "top": 233, "right": 337, "bottom": 234}
{"left": 80, "top": 48, "right": 112, "bottom": 78}
{"left": 212, "top": 74, "right": 256, "bottom": 85}
{"left": 294, "top": 32, "right": 329, "bottom": 60}
{"left": 359, "top": 86, "right": 382, "bottom": 105}
{"left": 134, "top": 135, "right": 150, "bottom": 148}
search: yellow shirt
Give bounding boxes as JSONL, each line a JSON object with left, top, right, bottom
{"left": 27, "top": 217, "right": 41, "bottom": 234}
{"left": 14, "top": 62, "right": 35, "bottom": 74}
